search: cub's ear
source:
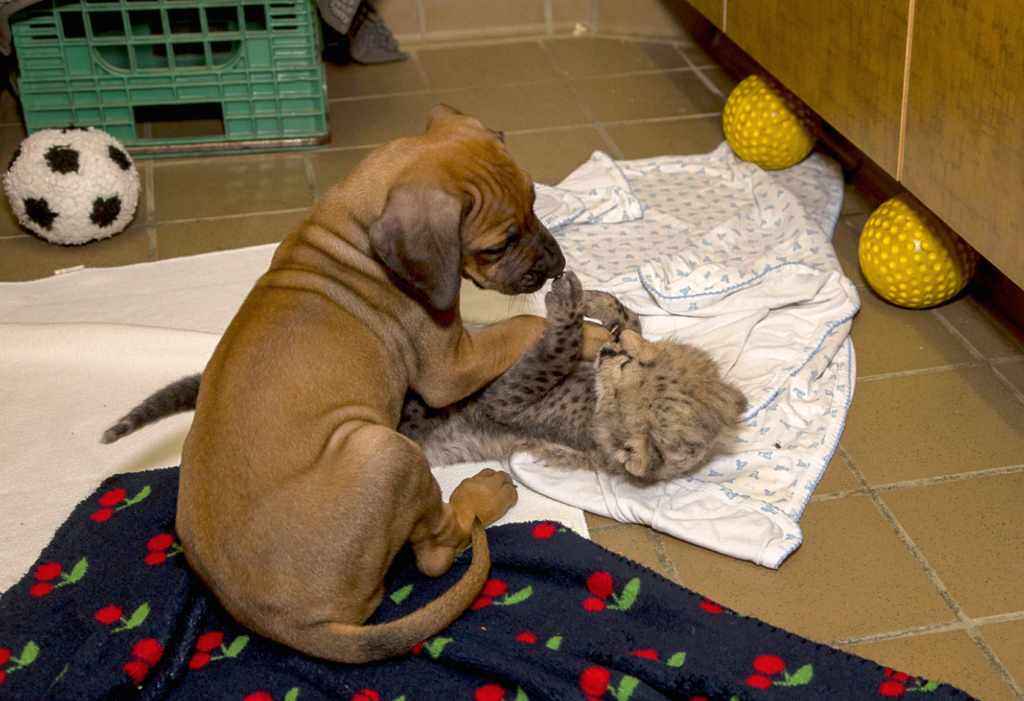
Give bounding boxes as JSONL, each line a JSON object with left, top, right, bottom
{"left": 368, "top": 182, "right": 468, "bottom": 310}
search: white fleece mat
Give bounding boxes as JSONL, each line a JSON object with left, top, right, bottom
{"left": 0, "top": 263, "right": 587, "bottom": 596}
{"left": 0, "top": 142, "right": 858, "bottom": 593}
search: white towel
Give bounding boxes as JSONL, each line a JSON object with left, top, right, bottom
{"left": 502, "top": 144, "right": 859, "bottom": 568}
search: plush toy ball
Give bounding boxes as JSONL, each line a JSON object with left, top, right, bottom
{"left": 723, "top": 74, "right": 819, "bottom": 170}
{"left": 4, "top": 127, "right": 139, "bottom": 246}
{"left": 859, "top": 193, "right": 978, "bottom": 308}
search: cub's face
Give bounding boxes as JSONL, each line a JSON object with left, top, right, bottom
{"left": 591, "top": 331, "right": 748, "bottom": 485}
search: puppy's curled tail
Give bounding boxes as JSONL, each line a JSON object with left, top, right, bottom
{"left": 101, "top": 373, "right": 201, "bottom": 443}
{"left": 307, "top": 518, "right": 491, "bottom": 664}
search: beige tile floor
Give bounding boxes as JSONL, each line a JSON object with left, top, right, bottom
{"left": 3, "top": 33, "right": 1024, "bottom": 701}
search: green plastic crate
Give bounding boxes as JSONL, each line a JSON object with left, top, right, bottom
{"left": 11, "top": 0, "right": 330, "bottom": 155}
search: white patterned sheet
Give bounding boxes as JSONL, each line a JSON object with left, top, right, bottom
{"left": 511, "top": 142, "right": 860, "bottom": 568}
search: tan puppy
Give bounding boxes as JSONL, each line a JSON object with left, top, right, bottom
{"left": 175, "top": 105, "right": 608, "bottom": 664}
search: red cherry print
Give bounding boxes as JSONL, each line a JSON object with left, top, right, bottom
{"left": 188, "top": 653, "right": 211, "bottom": 670}
{"left": 879, "top": 681, "right": 906, "bottom": 697}
{"left": 145, "top": 552, "right": 168, "bottom": 566}
{"left": 30, "top": 582, "right": 53, "bottom": 597}
{"left": 196, "top": 631, "right": 224, "bottom": 652}
{"left": 92, "top": 508, "right": 114, "bottom": 522}
{"left": 411, "top": 641, "right": 423, "bottom": 655}
{"left": 533, "top": 523, "right": 556, "bottom": 538}
{"left": 95, "top": 605, "right": 123, "bottom": 625}
{"left": 699, "top": 598, "right": 723, "bottom": 614}
{"left": 516, "top": 632, "right": 537, "bottom": 643}
{"left": 352, "top": 691, "right": 380, "bottom": 701}
{"left": 99, "top": 488, "right": 127, "bottom": 507}
{"left": 131, "top": 638, "right": 164, "bottom": 665}
{"left": 586, "top": 571, "right": 614, "bottom": 599}
{"left": 470, "top": 597, "right": 493, "bottom": 610}
{"left": 631, "top": 649, "right": 658, "bottom": 660}
{"left": 580, "top": 667, "right": 610, "bottom": 697}
{"left": 243, "top": 693, "right": 274, "bottom": 701}
{"left": 480, "top": 580, "right": 507, "bottom": 598}
{"left": 753, "top": 655, "right": 786, "bottom": 675}
{"left": 746, "top": 675, "right": 772, "bottom": 689}
{"left": 583, "top": 597, "right": 606, "bottom": 612}
{"left": 123, "top": 660, "right": 150, "bottom": 684}
{"left": 34, "top": 562, "right": 62, "bottom": 581}
{"left": 474, "top": 684, "right": 506, "bottom": 701}
{"left": 147, "top": 534, "right": 175, "bottom": 551}
{"left": 0, "top": 648, "right": 9, "bottom": 665}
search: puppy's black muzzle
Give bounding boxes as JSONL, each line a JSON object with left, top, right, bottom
{"left": 515, "top": 222, "right": 565, "bottom": 293}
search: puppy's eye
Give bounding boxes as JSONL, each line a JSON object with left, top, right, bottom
{"left": 481, "top": 241, "right": 510, "bottom": 256}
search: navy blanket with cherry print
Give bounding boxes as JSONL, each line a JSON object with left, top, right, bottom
{"left": 0, "top": 467, "right": 976, "bottom": 701}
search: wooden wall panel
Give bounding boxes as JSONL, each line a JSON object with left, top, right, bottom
{"left": 902, "top": 0, "right": 1024, "bottom": 289}
{"left": 683, "top": 0, "right": 724, "bottom": 29}
{"left": 725, "top": 0, "right": 908, "bottom": 177}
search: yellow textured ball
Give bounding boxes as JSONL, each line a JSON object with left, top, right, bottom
{"left": 723, "top": 74, "right": 818, "bottom": 170}
{"left": 858, "top": 194, "right": 978, "bottom": 309}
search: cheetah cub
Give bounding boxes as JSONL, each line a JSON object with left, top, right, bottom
{"left": 399, "top": 272, "right": 748, "bottom": 486}
{"left": 102, "top": 273, "right": 747, "bottom": 487}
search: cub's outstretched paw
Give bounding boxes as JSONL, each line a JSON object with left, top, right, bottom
{"left": 545, "top": 271, "right": 584, "bottom": 317}
{"left": 584, "top": 289, "right": 642, "bottom": 336}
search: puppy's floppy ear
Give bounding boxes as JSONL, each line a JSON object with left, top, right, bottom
{"left": 368, "top": 181, "right": 468, "bottom": 310}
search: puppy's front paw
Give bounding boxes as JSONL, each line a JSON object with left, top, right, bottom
{"left": 450, "top": 468, "right": 518, "bottom": 527}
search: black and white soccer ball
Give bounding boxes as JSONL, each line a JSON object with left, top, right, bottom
{"left": 3, "top": 127, "right": 140, "bottom": 245}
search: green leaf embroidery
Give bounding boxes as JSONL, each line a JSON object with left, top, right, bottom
{"left": 121, "top": 485, "right": 151, "bottom": 508}
{"left": 283, "top": 688, "right": 300, "bottom": 701}
{"left": 122, "top": 603, "right": 150, "bottom": 630}
{"left": 223, "top": 635, "right": 249, "bottom": 658}
{"left": 496, "top": 586, "right": 532, "bottom": 606}
{"left": 918, "top": 680, "right": 940, "bottom": 692}
{"left": 779, "top": 664, "right": 813, "bottom": 687}
{"left": 545, "top": 636, "right": 562, "bottom": 651}
{"left": 65, "top": 558, "right": 89, "bottom": 584}
{"left": 390, "top": 584, "right": 413, "bottom": 605}
{"left": 393, "top": 697, "right": 406, "bottom": 701}
{"left": 423, "top": 637, "right": 451, "bottom": 659}
{"left": 667, "top": 652, "right": 686, "bottom": 667}
{"left": 513, "top": 688, "right": 529, "bottom": 701}
{"left": 611, "top": 674, "right": 639, "bottom": 701}
{"left": 18, "top": 640, "right": 40, "bottom": 667}
{"left": 610, "top": 578, "right": 640, "bottom": 611}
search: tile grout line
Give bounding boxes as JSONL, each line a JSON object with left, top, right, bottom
{"left": 155, "top": 207, "right": 310, "bottom": 227}
{"left": 534, "top": 37, "right": 624, "bottom": 160}
{"left": 404, "top": 47, "right": 439, "bottom": 106}
{"left": 857, "top": 362, "right": 982, "bottom": 383}
{"left": 810, "top": 462, "right": 1024, "bottom": 502}
{"left": 675, "top": 44, "right": 726, "bottom": 101}
{"left": 837, "top": 446, "right": 1024, "bottom": 699}
{"left": 826, "top": 620, "right": 967, "bottom": 648}
{"left": 643, "top": 529, "right": 683, "bottom": 585}
{"left": 303, "top": 152, "right": 319, "bottom": 201}
{"left": 143, "top": 160, "right": 157, "bottom": 262}
{"left": 931, "top": 308, "right": 1024, "bottom": 407}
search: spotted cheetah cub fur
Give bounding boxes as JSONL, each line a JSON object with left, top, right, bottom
{"left": 399, "top": 272, "right": 748, "bottom": 486}
{"left": 102, "top": 273, "right": 747, "bottom": 486}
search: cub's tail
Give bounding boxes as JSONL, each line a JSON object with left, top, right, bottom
{"left": 101, "top": 373, "right": 202, "bottom": 444}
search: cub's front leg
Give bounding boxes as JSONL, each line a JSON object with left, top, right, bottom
{"left": 475, "top": 272, "right": 586, "bottom": 423}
